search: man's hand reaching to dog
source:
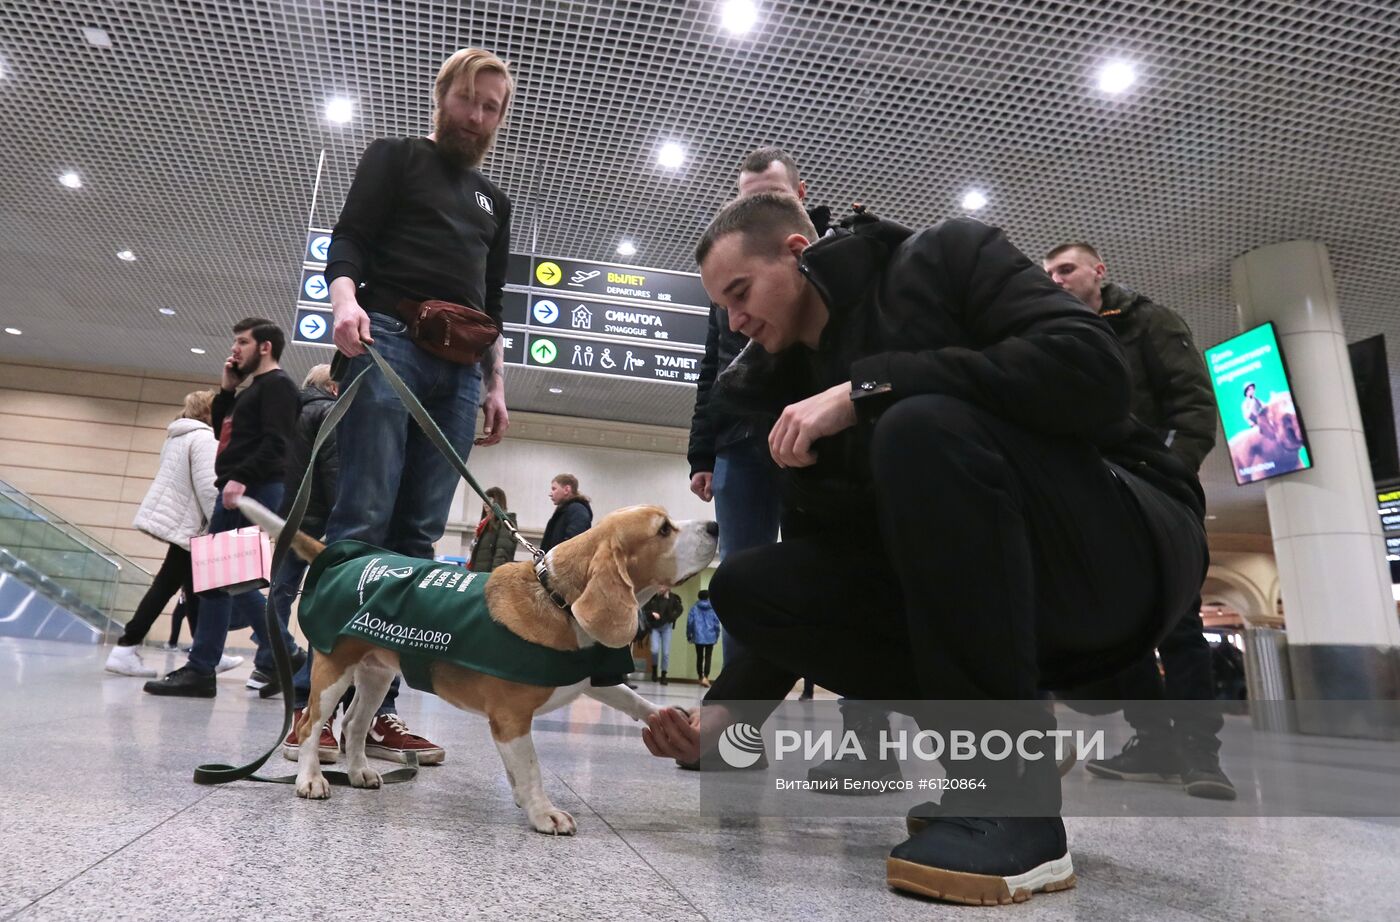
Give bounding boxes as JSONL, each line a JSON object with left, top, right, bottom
{"left": 643, "top": 707, "right": 702, "bottom": 764}
{"left": 768, "top": 382, "right": 858, "bottom": 468}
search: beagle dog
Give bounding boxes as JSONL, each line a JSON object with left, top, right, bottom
{"left": 238, "top": 498, "right": 717, "bottom": 835}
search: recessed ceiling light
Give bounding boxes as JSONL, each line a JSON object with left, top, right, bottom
{"left": 720, "top": 0, "right": 759, "bottom": 34}
{"left": 657, "top": 142, "right": 685, "bottom": 169}
{"left": 59, "top": 171, "right": 83, "bottom": 189}
{"left": 189, "top": 347, "right": 206, "bottom": 355}
{"left": 4, "top": 328, "right": 22, "bottom": 336}
{"left": 961, "top": 189, "right": 988, "bottom": 211}
{"left": 1097, "top": 59, "right": 1137, "bottom": 95}
{"left": 158, "top": 307, "right": 176, "bottom": 316}
{"left": 81, "top": 27, "right": 112, "bottom": 49}
{"left": 1205, "top": 514, "right": 1218, "bottom": 521}
{"left": 548, "top": 387, "right": 564, "bottom": 394}
{"left": 616, "top": 240, "right": 637, "bottom": 257}
{"left": 325, "top": 97, "right": 354, "bottom": 124}
{"left": 116, "top": 249, "right": 136, "bottom": 262}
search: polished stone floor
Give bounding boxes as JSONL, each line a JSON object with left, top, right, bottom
{"left": 3, "top": 637, "right": 1399, "bottom": 921}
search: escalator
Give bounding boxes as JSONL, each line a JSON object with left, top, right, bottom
{"left": 0, "top": 479, "right": 152, "bottom": 644}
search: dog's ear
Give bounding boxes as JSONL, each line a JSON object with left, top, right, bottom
{"left": 571, "top": 538, "right": 638, "bottom": 648}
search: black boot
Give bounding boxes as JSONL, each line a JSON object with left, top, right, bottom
{"left": 888, "top": 815, "right": 1076, "bottom": 905}
{"left": 806, "top": 700, "right": 902, "bottom": 794}
{"left": 1181, "top": 744, "right": 1236, "bottom": 800}
{"left": 1084, "top": 733, "right": 1182, "bottom": 783}
{"left": 659, "top": 671, "right": 668, "bottom": 685}
{"left": 143, "top": 664, "right": 216, "bottom": 698}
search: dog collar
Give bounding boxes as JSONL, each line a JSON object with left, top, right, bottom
{"left": 534, "top": 555, "right": 575, "bottom": 620}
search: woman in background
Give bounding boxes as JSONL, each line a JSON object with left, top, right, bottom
{"left": 105, "top": 390, "right": 240, "bottom": 676}
{"left": 468, "top": 486, "right": 519, "bottom": 572}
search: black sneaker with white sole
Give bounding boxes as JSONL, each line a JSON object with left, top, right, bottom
{"left": 245, "top": 669, "right": 273, "bottom": 692}
{"left": 1083, "top": 734, "right": 1181, "bottom": 783}
{"left": 887, "top": 816, "right": 1076, "bottom": 906}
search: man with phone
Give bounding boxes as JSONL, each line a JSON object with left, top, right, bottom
{"left": 146, "top": 318, "right": 302, "bottom": 697}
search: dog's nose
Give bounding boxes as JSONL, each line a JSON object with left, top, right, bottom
{"left": 705, "top": 521, "right": 719, "bottom": 538}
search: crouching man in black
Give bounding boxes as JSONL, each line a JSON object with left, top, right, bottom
{"left": 640, "top": 194, "right": 1208, "bottom": 906}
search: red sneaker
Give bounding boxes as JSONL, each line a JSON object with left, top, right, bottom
{"left": 282, "top": 707, "right": 337, "bottom": 763}
{"left": 358, "top": 713, "right": 445, "bottom": 766}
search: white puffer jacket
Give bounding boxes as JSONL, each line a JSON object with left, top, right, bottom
{"left": 131, "top": 418, "right": 219, "bottom": 550}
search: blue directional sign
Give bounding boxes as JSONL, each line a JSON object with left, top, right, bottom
{"left": 299, "top": 313, "right": 328, "bottom": 341}
{"left": 532, "top": 299, "right": 559, "bottom": 325}
{"left": 306, "top": 232, "right": 332, "bottom": 264}
{"left": 293, "top": 307, "right": 334, "bottom": 348}
{"left": 301, "top": 268, "right": 330, "bottom": 302}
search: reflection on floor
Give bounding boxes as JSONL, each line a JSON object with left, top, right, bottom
{"left": 3, "top": 637, "right": 1398, "bottom": 921}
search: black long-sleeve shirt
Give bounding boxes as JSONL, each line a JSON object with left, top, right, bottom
{"left": 211, "top": 369, "right": 300, "bottom": 489}
{"left": 326, "top": 137, "right": 512, "bottom": 324}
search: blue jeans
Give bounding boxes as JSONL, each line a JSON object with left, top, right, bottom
{"left": 189, "top": 482, "right": 294, "bottom": 675}
{"left": 712, "top": 436, "right": 782, "bottom": 663}
{"left": 324, "top": 311, "right": 482, "bottom": 557}
{"left": 310, "top": 311, "right": 482, "bottom": 714}
{"left": 650, "top": 623, "right": 674, "bottom": 673}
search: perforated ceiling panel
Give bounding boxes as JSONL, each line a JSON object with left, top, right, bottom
{"left": 2, "top": 1, "right": 1399, "bottom": 534}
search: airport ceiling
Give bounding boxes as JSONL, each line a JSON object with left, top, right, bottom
{"left": 2, "top": 0, "right": 1398, "bottom": 536}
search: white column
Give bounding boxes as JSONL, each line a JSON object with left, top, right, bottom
{"left": 1231, "top": 241, "right": 1400, "bottom": 704}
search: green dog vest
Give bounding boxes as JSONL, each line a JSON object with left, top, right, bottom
{"left": 299, "top": 540, "right": 635, "bottom": 692}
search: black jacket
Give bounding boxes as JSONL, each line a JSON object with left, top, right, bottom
{"left": 709, "top": 216, "right": 1206, "bottom": 529}
{"left": 541, "top": 497, "right": 593, "bottom": 552}
{"left": 280, "top": 385, "right": 340, "bottom": 527}
{"left": 643, "top": 592, "right": 684, "bottom": 630}
{"left": 687, "top": 205, "right": 833, "bottom": 475}
{"left": 1098, "top": 283, "right": 1217, "bottom": 475}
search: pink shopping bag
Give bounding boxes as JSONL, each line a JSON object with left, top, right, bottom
{"left": 191, "top": 526, "right": 272, "bottom": 594}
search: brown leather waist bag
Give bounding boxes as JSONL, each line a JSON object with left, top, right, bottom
{"left": 393, "top": 298, "right": 500, "bottom": 365}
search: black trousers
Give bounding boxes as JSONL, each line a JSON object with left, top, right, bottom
{"left": 119, "top": 542, "right": 198, "bottom": 647}
{"left": 695, "top": 643, "right": 714, "bottom": 678}
{"left": 708, "top": 395, "right": 1202, "bottom": 707}
{"left": 1119, "top": 597, "right": 1224, "bottom": 754}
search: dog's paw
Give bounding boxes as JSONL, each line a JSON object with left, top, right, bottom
{"left": 529, "top": 807, "right": 577, "bottom": 836}
{"left": 349, "top": 765, "right": 382, "bottom": 790}
{"left": 296, "top": 775, "right": 332, "bottom": 800}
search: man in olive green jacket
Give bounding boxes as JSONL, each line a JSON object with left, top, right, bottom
{"left": 1044, "top": 242, "right": 1233, "bottom": 801}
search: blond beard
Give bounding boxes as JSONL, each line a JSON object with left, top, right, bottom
{"left": 435, "top": 114, "right": 495, "bottom": 169}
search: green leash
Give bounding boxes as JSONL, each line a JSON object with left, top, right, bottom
{"left": 193, "top": 342, "right": 510, "bottom": 787}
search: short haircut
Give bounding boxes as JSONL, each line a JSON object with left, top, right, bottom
{"left": 1044, "top": 241, "right": 1102, "bottom": 264}
{"left": 739, "top": 147, "right": 800, "bottom": 187}
{"left": 485, "top": 485, "right": 508, "bottom": 509}
{"left": 695, "top": 192, "right": 818, "bottom": 265}
{"left": 232, "top": 317, "right": 285, "bottom": 360}
{"left": 552, "top": 473, "right": 579, "bottom": 494}
{"left": 434, "top": 48, "right": 514, "bottom": 131}
{"left": 181, "top": 389, "right": 215, "bottom": 425}
{"left": 302, "top": 363, "right": 333, "bottom": 390}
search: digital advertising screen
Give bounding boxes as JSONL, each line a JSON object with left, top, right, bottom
{"left": 1204, "top": 322, "right": 1312, "bottom": 485}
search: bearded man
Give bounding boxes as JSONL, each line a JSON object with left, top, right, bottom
{"left": 299, "top": 48, "right": 515, "bottom": 761}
